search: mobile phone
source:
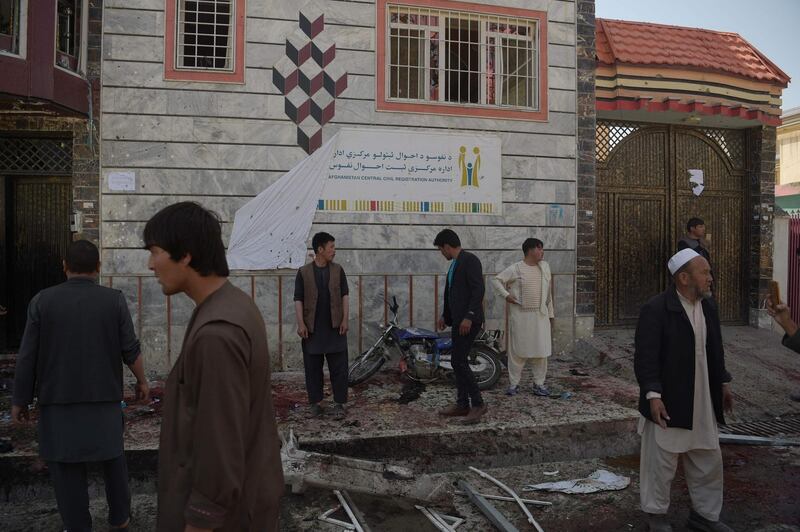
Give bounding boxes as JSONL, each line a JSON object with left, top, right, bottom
{"left": 769, "top": 280, "right": 781, "bottom": 305}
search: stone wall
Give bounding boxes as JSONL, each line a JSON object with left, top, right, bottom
{"left": 574, "top": 0, "right": 596, "bottom": 339}
{"left": 100, "top": 0, "right": 585, "bottom": 375}
{"left": 749, "top": 125, "right": 777, "bottom": 328}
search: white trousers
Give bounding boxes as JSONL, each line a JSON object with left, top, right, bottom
{"left": 639, "top": 420, "right": 723, "bottom": 521}
{"left": 507, "top": 353, "right": 548, "bottom": 387}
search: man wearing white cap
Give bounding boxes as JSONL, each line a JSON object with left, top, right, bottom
{"left": 634, "top": 248, "right": 734, "bottom": 532}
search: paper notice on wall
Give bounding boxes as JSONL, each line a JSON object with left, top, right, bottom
{"left": 108, "top": 171, "right": 136, "bottom": 191}
{"left": 688, "top": 169, "right": 704, "bottom": 196}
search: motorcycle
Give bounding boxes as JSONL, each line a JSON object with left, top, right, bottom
{"left": 348, "top": 296, "right": 504, "bottom": 389}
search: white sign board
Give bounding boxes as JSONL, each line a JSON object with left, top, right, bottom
{"left": 322, "top": 129, "right": 502, "bottom": 215}
{"left": 108, "top": 171, "right": 136, "bottom": 192}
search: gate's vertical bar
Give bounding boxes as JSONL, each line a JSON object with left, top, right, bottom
{"left": 358, "top": 275, "right": 363, "bottom": 354}
{"left": 434, "top": 275, "right": 439, "bottom": 330}
{"left": 277, "top": 276, "right": 283, "bottom": 369}
{"left": 408, "top": 275, "right": 413, "bottom": 327}
{"left": 137, "top": 276, "right": 142, "bottom": 335}
{"left": 166, "top": 294, "right": 172, "bottom": 364}
{"left": 250, "top": 275, "right": 255, "bottom": 300}
{"left": 384, "top": 275, "right": 388, "bottom": 325}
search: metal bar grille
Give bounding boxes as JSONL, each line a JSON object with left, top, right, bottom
{"left": 0, "top": 136, "right": 72, "bottom": 175}
{"left": 177, "top": 0, "right": 234, "bottom": 71}
{"left": 387, "top": 5, "right": 536, "bottom": 110}
{"left": 789, "top": 215, "right": 800, "bottom": 325}
{"left": 721, "top": 416, "right": 800, "bottom": 438}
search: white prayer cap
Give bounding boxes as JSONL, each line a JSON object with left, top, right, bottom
{"left": 667, "top": 248, "right": 700, "bottom": 275}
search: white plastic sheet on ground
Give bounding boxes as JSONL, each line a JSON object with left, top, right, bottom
{"left": 524, "top": 469, "right": 630, "bottom": 494}
{"left": 226, "top": 134, "right": 339, "bottom": 270}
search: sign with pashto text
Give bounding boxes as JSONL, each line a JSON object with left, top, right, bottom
{"left": 321, "top": 128, "right": 501, "bottom": 215}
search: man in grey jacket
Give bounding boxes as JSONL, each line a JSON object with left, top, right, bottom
{"left": 11, "top": 240, "right": 148, "bottom": 531}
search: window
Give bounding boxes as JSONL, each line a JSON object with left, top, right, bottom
{"left": 377, "top": 0, "right": 547, "bottom": 120}
{"left": 0, "top": 0, "right": 23, "bottom": 56}
{"left": 164, "top": 0, "right": 246, "bottom": 83}
{"left": 56, "top": 0, "right": 81, "bottom": 71}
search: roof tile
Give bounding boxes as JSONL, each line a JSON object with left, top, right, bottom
{"left": 596, "top": 18, "right": 790, "bottom": 86}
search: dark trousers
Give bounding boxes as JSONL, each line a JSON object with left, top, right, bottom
{"left": 48, "top": 454, "right": 130, "bottom": 531}
{"left": 452, "top": 324, "right": 484, "bottom": 408}
{"left": 303, "top": 350, "right": 349, "bottom": 404}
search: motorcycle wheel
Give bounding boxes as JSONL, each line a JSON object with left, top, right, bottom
{"left": 470, "top": 347, "right": 502, "bottom": 390}
{"left": 347, "top": 347, "right": 386, "bottom": 386}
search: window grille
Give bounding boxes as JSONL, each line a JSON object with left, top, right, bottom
{"left": 386, "top": 5, "right": 537, "bottom": 110}
{"left": 0, "top": 137, "right": 73, "bottom": 176}
{"left": 177, "top": 0, "right": 234, "bottom": 70}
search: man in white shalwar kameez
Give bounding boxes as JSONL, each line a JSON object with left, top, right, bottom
{"left": 491, "top": 238, "right": 554, "bottom": 396}
{"left": 634, "top": 249, "right": 734, "bottom": 532}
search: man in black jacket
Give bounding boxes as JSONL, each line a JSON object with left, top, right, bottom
{"left": 434, "top": 229, "right": 487, "bottom": 425}
{"left": 11, "top": 240, "right": 148, "bottom": 532}
{"left": 677, "top": 217, "right": 711, "bottom": 265}
{"left": 634, "top": 248, "right": 733, "bottom": 532}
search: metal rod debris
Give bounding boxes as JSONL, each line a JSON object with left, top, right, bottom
{"left": 318, "top": 506, "right": 356, "bottom": 530}
{"left": 469, "top": 466, "right": 544, "bottom": 532}
{"left": 340, "top": 490, "right": 373, "bottom": 532}
{"left": 334, "top": 490, "right": 365, "bottom": 532}
{"left": 457, "top": 480, "right": 519, "bottom": 532}
{"left": 719, "top": 433, "right": 800, "bottom": 446}
{"left": 415, "top": 505, "right": 454, "bottom": 532}
{"left": 454, "top": 491, "right": 552, "bottom": 507}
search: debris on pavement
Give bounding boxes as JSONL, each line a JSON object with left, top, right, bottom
{"left": 453, "top": 491, "right": 552, "bottom": 507}
{"left": 318, "top": 505, "right": 356, "bottom": 530}
{"left": 719, "top": 433, "right": 800, "bottom": 446}
{"left": 415, "top": 505, "right": 464, "bottom": 531}
{"left": 457, "top": 479, "right": 519, "bottom": 532}
{"left": 542, "top": 470, "right": 559, "bottom": 476}
{"left": 469, "top": 466, "right": 544, "bottom": 532}
{"left": 524, "top": 469, "right": 629, "bottom": 494}
{"left": 334, "top": 490, "right": 371, "bottom": 532}
{"left": 281, "top": 430, "right": 448, "bottom": 502}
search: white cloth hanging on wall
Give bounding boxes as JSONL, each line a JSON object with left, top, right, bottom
{"left": 226, "top": 134, "right": 339, "bottom": 270}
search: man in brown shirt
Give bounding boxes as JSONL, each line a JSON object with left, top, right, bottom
{"left": 144, "top": 202, "right": 283, "bottom": 531}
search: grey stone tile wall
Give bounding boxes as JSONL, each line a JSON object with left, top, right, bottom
{"left": 100, "top": 0, "right": 583, "bottom": 373}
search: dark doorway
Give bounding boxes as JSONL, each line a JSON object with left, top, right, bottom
{"left": 595, "top": 121, "right": 748, "bottom": 326}
{"left": 1, "top": 176, "right": 72, "bottom": 349}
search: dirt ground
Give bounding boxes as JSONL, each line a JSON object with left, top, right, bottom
{"left": 1, "top": 445, "right": 798, "bottom": 531}
{"left": 2, "top": 326, "right": 800, "bottom": 530}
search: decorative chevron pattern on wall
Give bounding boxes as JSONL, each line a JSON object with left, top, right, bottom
{"left": 272, "top": 3, "right": 348, "bottom": 154}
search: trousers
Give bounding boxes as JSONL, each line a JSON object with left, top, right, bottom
{"left": 639, "top": 419, "right": 724, "bottom": 521}
{"left": 451, "top": 324, "right": 484, "bottom": 408}
{"left": 48, "top": 453, "right": 130, "bottom": 531}
{"left": 507, "top": 353, "right": 548, "bottom": 386}
{"left": 303, "top": 349, "right": 349, "bottom": 404}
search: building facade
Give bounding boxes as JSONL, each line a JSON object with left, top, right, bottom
{"left": 99, "top": 0, "right": 592, "bottom": 373}
{"left": 0, "top": 0, "right": 102, "bottom": 350}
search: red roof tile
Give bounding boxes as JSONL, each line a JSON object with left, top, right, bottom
{"left": 596, "top": 18, "right": 790, "bottom": 86}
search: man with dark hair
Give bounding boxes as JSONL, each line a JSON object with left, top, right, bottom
{"left": 434, "top": 229, "right": 487, "bottom": 424}
{"left": 144, "top": 202, "right": 283, "bottom": 532}
{"left": 11, "top": 239, "right": 147, "bottom": 531}
{"left": 294, "top": 231, "right": 350, "bottom": 419}
{"left": 677, "top": 217, "right": 711, "bottom": 265}
{"left": 492, "top": 238, "right": 554, "bottom": 396}
{"left": 634, "top": 248, "right": 734, "bottom": 532}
